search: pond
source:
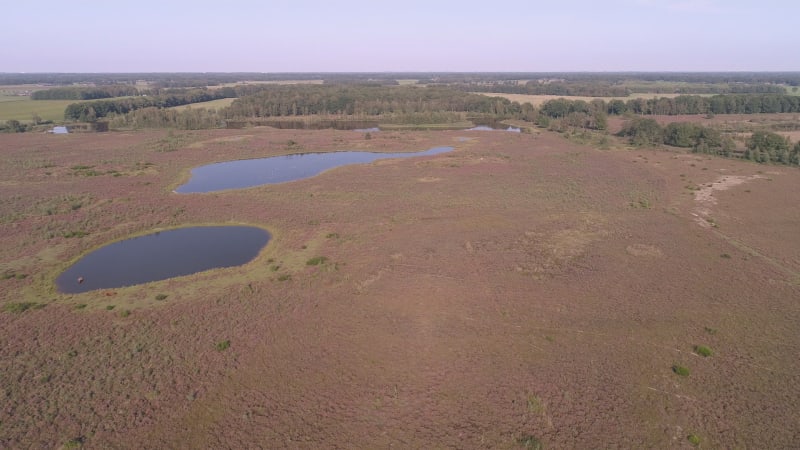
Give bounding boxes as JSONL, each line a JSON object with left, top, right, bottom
{"left": 56, "top": 226, "right": 270, "bottom": 294}
{"left": 176, "top": 146, "right": 454, "bottom": 193}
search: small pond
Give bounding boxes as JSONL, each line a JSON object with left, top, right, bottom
{"left": 56, "top": 226, "right": 270, "bottom": 294}
{"left": 176, "top": 146, "right": 454, "bottom": 193}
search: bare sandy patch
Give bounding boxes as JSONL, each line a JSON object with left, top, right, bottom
{"left": 626, "top": 244, "right": 663, "bottom": 258}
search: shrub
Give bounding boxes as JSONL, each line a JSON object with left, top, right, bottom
{"left": 62, "top": 230, "right": 89, "bottom": 238}
{"left": 517, "top": 435, "right": 544, "bottom": 449}
{"left": 306, "top": 256, "right": 328, "bottom": 266}
{"left": 216, "top": 340, "right": 231, "bottom": 351}
{"left": 155, "top": 294, "right": 168, "bottom": 301}
{"left": 694, "top": 345, "right": 713, "bottom": 357}
{"left": 687, "top": 434, "right": 701, "bottom": 446}
{"left": 3, "top": 302, "right": 45, "bottom": 313}
{"left": 672, "top": 364, "right": 690, "bottom": 376}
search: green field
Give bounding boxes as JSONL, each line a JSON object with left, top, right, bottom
{"left": 0, "top": 96, "right": 72, "bottom": 123}
{"left": 169, "top": 97, "right": 236, "bottom": 111}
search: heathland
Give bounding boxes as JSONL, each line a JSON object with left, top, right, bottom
{"left": 1, "top": 73, "right": 800, "bottom": 448}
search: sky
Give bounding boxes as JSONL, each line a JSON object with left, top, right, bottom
{"left": 1, "top": 0, "right": 798, "bottom": 72}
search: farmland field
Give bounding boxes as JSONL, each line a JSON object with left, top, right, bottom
{"left": 0, "top": 96, "right": 73, "bottom": 123}
{"left": 1, "top": 126, "right": 799, "bottom": 448}
{"left": 479, "top": 92, "right": 712, "bottom": 107}
{"left": 169, "top": 97, "right": 236, "bottom": 111}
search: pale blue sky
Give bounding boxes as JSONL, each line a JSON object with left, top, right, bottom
{"left": 1, "top": 0, "right": 798, "bottom": 72}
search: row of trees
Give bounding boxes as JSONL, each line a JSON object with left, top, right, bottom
{"left": 618, "top": 119, "right": 800, "bottom": 165}
{"left": 223, "top": 85, "right": 528, "bottom": 120}
{"left": 64, "top": 88, "right": 238, "bottom": 121}
{"left": 31, "top": 85, "right": 140, "bottom": 100}
{"left": 539, "top": 94, "right": 800, "bottom": 117}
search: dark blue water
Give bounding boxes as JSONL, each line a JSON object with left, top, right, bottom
{"left": 176, "top": 146, "right": 454, "bottom": 193}
{"left": 56, "top": 226, "right": 270, "bottom": 293}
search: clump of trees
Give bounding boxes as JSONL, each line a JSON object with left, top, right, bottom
{"left": 107, "top": 107, "right": 224, "bottom": 130}
{"left": 617, "top": 120, "right": 799, "bottom": 165}
{"left": 0, "top": 120, "right": 28, "bottom": 133}
{"left": 618, "top": 118, "right": 665, "bottom": 146}
{"left": 746, "top": 131, "right": 799, "bottom": 164}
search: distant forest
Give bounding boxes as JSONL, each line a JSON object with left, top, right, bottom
{"left": 223, "top": 85, "right": 528, "bottom": 119}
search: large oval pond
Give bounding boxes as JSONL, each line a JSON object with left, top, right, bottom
{"left": 176, "top": 146, "right": 454, "bottom": 193}
{"left": 56, "top": 226, "right": 270, "bottom": 294}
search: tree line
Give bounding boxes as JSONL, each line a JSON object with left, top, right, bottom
{"left": 223, "top": 85, "right": 528, "bottom": 120}
{"left": 457, "top": 82, "right": 631, "bottom": 97}
{"left": 31, "top": 85, "right": 140, "bottom": 100}
{"left": 539, "top": 94, "right": 800, "bottom": 117}
{"left": 63, "top": 87, "right": 239, "bottom": 121}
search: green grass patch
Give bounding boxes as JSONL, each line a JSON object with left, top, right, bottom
{"left": 672, "top": 364, "right": 690, "bottom": 376}
{"left": 119, "top": 309, "right": 131, "bottom": 318}
{"left": 216, "top": 340, "right": 231, "bottom": 351}
{"left": 687, "top": 433, "right": 701, "bottom": 446}
{"left": 517, "top": 435, "right": 544, "bottom": 449}
{"left": 306, "top": 256, "right": 328, "bottom": 266}
{"left": 106, "top": 305, "right": 116, "bottom": 310}
{"left": 3, "top": 302, "right": 46, "bottom": 313}
{"left": 694, "top": 345, "right": 713, "bottom": 357}
{"left": 62, "top": 230, "right": 89, "bottom": 238}
{"left": 0, "top": 96, "right": 73, "bottom": 122}
{"left": 155, "top": 294, "right": 168, "bottom": 301}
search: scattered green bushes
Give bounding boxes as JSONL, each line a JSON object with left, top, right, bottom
{"left": 3, "top": 302, "right": 45, "bottom": 313}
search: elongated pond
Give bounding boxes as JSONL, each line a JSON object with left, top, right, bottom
{"left": 176, "top": 146, "right": 454, "bottom": 193}
{"left": 56, "top": 226, "right": 270, "bottom": 294}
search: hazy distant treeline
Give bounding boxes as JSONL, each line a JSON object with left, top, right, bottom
{"left": 4, "top": 72, "right": 799, "bottom": 89}
{"left": 224, "top": 85, "right": 530, "bottom": 119}
{"left": 457, "top": 81, "right": 786, "bottom": 97}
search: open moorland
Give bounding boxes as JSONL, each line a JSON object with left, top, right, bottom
{"left": 1, "top": 124, "right": 799, "bottom": 448}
